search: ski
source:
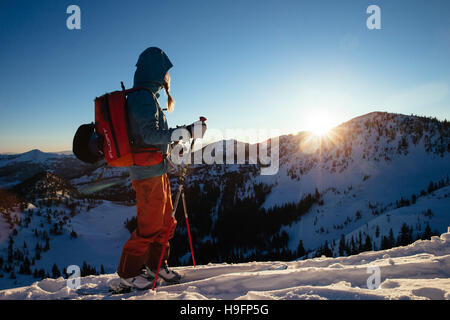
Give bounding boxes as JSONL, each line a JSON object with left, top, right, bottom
{"left": 75, "top": 283, "right": 137, "bottom": 296}
{"left": 108, "top": 284, "right": 135, "bottom": 295}
{"left": 74, "top": 277, "right": 174, "bottom": 297}
{"left": 74, "top": 264, "right": 288, "bottom": 297}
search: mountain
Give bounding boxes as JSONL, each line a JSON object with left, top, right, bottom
{"left": 1, "top": 228, "right": 449, "bottom": 300}
{"left": 0, "top": 111, "right": 449, "bottom": 292}
{"left": 0, "top": 149, "right": 71, "bottom": 167}
{"left": 0, "top": 149, "right": 98, "bottom": 189}
{"left": 162, "top": 111, "right": 450, "bottom": 264}
{"left": 12, "top": 172, "right": 78, "bottom": 200}
{"left": 259, "top": 111, "right": 450, "bottom": 254}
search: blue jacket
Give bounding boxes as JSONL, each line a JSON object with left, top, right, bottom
{"left": 127, "top": 47, "right": 175, "bottom": 181}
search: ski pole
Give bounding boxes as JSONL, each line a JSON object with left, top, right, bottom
{"left": 151, "top": 185, "right": 181, "bottom": 290}
{"left": 152, "top": 117, "right": 206, "bottom": 290}
{"left": 182, "top": 191, "right": 196, "bottom": 267}
{"left": 151, "top": 219, "right": 173, "bottom": 290}
{"left": 182, "top": 116, "right": 206, "bottom": 267}
{"left": 179, "top": 116, "right": 206, "bottom": 267}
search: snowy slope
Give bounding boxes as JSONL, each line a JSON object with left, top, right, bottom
{"left": 284, "top": 183, "right": 450, "bottom": 255}
{"left": 0, "top": 228, "right": 449, "bottom": 300}
{"left": 0, "top": 199, "right": 136, "bottom": 290}
{"left": 254, "top": 112, "right": 450, "bottom": 254}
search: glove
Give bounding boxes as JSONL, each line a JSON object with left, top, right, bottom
{"left": 186, "top": 121, "right": 207, "bottom": 139}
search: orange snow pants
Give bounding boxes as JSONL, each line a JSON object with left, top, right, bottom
{"left": 117, "top": 174, "right": 177, "bottom": 279}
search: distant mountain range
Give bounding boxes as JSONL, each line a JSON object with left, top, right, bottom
{"left": 0, "top": 149, "right": 95, "bottom": 189}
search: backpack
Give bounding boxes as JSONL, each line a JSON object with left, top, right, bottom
{"left": 73, "top": 83, "right": 163, "bottom": 167}
{"left": 94, "top": 83, "right": 164, "bottom": 167}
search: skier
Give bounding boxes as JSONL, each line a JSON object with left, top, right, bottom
{"left": 116, "top": 47, "right": 206, "bottom": 290}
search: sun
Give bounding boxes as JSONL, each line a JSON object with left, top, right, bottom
{"left": 310, "top": 123, "right": 333, "bottom": 136}
{"left": 306, "top": 111, "right": 336, "bottom": 136}
{"left": 299, "top": 111, "right": 342, "bottom": 154}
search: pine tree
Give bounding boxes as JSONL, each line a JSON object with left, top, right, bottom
{"left": 296, "top": 240, "right": 305, "bottom": 257}
{"left": 397, "top": 223, "right": 413, "bottom": 246}
{"left": 350, "top": 236, "right": 357, "bottom": 255}
{"left": 388, "top": 229, "right": 395, "bottom": 248}
{"left": 338, "top": 234, "right": 347, "bottom": 256}
{"left": 427, "top": 181, "right": 435, "bottom": 193}
{"left": 358, "top": 231, "right": 364, "bottom": 252}
{"left": 62, "top": 267, "right": 68, "bottom": 279}
{"left": 35, "top": 243, "right": 41, "bottom": 260}
{"left": 422, "top": 224, "right": 433, "bottom": 240}
{"left": 381, "top": 236, "right": 390, "bottom": 250}
{"left": 70, "top": 230, "right": 78, "bottom": 239}
{"left": 23, "top": 257, "right": 31, "bottom": 274}
{"left": 52, "top": 264, "right": 61, "bottom": 278}
{"left": 322, "top": 241, "right": 333, "bottom": 257}
{"left": 363, "top": 235, "right": 373, "bottom": 252}
{"left": 38, "top": 269, "right": 46, "bottom": 279}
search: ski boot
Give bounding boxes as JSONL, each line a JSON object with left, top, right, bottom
{"left": 145, "top": 263, "right": 182, "bottom": 285}
{"left": 113, "top": 269, "right": 155, "bottom": 293}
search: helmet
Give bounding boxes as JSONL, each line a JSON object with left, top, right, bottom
{"left": 73, "top": 123, "right": 104, "bottom": 164}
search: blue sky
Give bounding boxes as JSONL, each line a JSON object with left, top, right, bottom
{"left": 0, "top": 0, "right": 449, "bottom": 153}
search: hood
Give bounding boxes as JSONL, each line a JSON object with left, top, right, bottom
{"left": 133, "top": 47, "right": 173, "bottom": 92}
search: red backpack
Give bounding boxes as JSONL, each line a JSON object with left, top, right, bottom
{"left": 94, "top": 83, "right": 163, "bottom": 167}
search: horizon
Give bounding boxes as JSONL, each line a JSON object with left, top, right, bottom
{"left": 1, "top": 109, "right": 448, "bottom": 155}
{"left": 1, "top": 1, "right": 450, "bottom": 153}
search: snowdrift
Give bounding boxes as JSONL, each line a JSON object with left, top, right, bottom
{"left": 0, "top": 228, "right": 449, "bottom": 300}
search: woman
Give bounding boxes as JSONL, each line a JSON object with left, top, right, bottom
{"left": 116, "top": 47, "right": 204, "bottom": 290}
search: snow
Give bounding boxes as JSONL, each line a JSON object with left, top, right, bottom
{"left": 284, "top": 184, "right": 450, "bottom": 254}
{"left": 0, "top": 200, "right": 136, "bottom": 290}
{"left": 0, "top": 149, "right": 71, "bottom": 166}
{"left": 35, "top": 201, "right": 136, "bottom": 272}
{"left": 0, "top": 228, "right": 448, "bottom": 300}
{"left": 257, "top": 127, "right": 450, "bottom": 254}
